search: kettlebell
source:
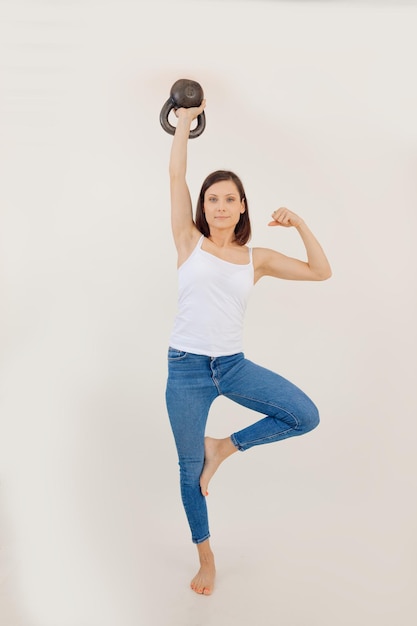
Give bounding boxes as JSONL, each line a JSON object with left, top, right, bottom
{"left": 160, "top": 78, "right": 206, "bottom": 139}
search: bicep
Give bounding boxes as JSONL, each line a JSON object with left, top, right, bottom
{"left": 254, "top": 247, "right": 316, "bottom": 282}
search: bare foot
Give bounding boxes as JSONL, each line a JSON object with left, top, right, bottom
{"left": 191, "top": 544, "right": 216, "bottom": 595}
{"left": 199, "top": 436, "right": 238, "bottom": 496}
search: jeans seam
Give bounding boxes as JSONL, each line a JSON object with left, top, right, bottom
{"left": 233, "top": 429, "right": 294, "bottom": 450}
{"left": 226, "top": 392, "right": 301, "bottom": 430}
{"left": 228, "top": 392, "right": 300, "bottom": 449}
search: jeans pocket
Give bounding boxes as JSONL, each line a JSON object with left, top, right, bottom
{"left": 168, "top": 347, "right": 188, "bottom": 361}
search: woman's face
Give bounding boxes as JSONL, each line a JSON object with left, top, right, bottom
{"left": 203, "top": 180, "right": 245, "bottom": 231}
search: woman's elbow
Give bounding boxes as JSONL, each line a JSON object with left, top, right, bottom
{"left": 311, "top": 261, "right": 332, "bottom": 280}
{"left": 317, "top": 267, "right": 332, "bottom": 281}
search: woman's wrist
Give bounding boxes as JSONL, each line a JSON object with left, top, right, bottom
{"left": 295, "top": 219, "right": 306, "bottom": 231}
{"left": 176, "top": 112, "right": 194, "bottom": 127}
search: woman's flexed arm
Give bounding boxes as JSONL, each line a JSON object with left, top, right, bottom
{"left": 254, "top": 207, "right": 332, "bottom": 282}
{"left": 169, "top": 101, "right": 206, "bottom": 253}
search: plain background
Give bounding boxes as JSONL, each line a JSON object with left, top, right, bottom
{"left": 0, "top": 1, "right": 416, "bottom": 625}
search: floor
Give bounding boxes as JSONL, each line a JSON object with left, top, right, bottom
{"left": 0, "top": 461, "right": 414, "bottom": 626}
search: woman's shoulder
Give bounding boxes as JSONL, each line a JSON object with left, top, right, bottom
{"left": 251, "top": 246, "right": 285, "bottom": 271}
{"left": 251, "top": 246, "right": 274, "bottom": 261}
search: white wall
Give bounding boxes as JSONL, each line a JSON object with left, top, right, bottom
{"left": 1, "top": 1, "right": 416, "bottom": 625}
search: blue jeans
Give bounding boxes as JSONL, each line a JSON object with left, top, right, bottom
{"left": 165, "top": 348, "right": 319, "bottom": 544}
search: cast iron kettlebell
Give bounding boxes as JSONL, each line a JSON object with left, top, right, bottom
{"left": 160, "top": 79, "right": 206, "bottom": 139}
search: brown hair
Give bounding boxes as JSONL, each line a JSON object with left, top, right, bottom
{"left": 195, "top": 170, "right": 251, "bottom": 245}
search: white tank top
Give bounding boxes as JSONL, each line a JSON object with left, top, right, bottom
{"left": 169, "top": 235, "right": 254, "bottom": 357}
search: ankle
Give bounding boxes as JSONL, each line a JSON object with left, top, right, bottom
{"left": 200, "top": 551, "right": 214, "bottom": 564}
{"left": 196, "top": 541, "right": 215, "bottom": 564}
{"left": 222, "top": 436, "right": 238, "bottom": 458}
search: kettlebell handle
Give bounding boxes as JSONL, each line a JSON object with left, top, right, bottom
{"left": 159, "top": 79, "right": 206, "bottom": 139}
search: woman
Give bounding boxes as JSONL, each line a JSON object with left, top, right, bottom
{"left": 165, "top": 100, "right": 331, "bottom": 596}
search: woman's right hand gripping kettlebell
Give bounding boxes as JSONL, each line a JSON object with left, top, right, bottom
{"left": 175, "top": 99, "right": 206, "bottom": 123}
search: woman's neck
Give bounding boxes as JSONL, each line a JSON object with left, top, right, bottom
{"left": 207, "top": 230, "right": 237, "bottom": 248}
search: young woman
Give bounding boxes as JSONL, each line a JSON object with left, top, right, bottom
{"left": 165, "top": 100, "right": 331, "bottom": 596}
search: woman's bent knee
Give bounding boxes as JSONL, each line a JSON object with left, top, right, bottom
{"left": 301, "top": 402, "right": 320, "bottom": 434}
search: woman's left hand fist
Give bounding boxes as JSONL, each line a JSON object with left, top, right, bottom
{"left": 268, "top": 207, "right": 303, "bottom": 228}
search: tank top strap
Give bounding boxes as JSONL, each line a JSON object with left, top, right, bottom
{"left": 248, "top": 246, "right": 253, "bottom": 264}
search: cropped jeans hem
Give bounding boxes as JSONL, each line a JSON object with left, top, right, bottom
{"left": 193, "top": 532, "right": 211, "bottom": 545}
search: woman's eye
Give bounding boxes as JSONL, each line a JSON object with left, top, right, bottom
{"left": 227, "top": 197, "right": 236, "bottom": 202}
{"left": 208, "top": 197, "right": 217, "bottom": 202}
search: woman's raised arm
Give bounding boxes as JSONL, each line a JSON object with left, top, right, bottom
{"left": 169, "top": 101, "right": 205, "bottom": 257}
